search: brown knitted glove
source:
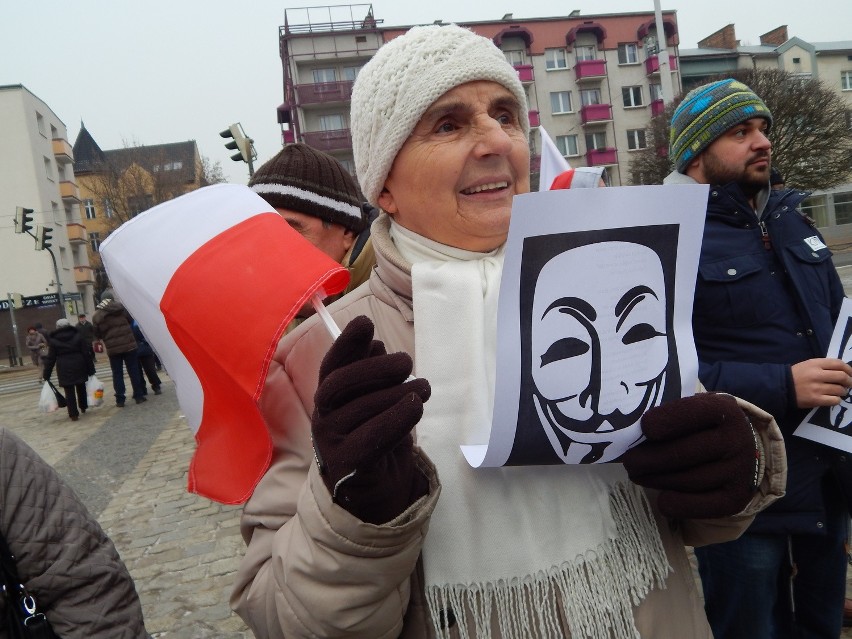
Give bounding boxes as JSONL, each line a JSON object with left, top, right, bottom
{"left": 620, "top": 393, "right": 762, "bottom": 520}
{"left": 311, "top": 315, "right": 431, "bottom": 524}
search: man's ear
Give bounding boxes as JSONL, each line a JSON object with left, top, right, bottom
{"left": 342, "top": 228, "right": 356, "bottom": 251}
{"left": 377, "top": 187, "right": 397, "bottom": 216}
{"left": 684, "top": 155, "right": 704, "bottom": 182}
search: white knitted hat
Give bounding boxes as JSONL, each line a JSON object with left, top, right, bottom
{"left": 351, "top": 24, "right": 530, "bottom": 206}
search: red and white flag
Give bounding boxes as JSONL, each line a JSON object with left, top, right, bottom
{"left": 100, "top": 184, "right": 350, "bottom": 504}
{"left": 538, "top": 126, "right": 571, "bottom": 192}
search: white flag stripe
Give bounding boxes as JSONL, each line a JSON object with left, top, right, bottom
{"left": 538, "top": 126, "right": 571, "bottom": 192}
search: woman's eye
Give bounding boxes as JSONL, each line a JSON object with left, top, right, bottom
{"left": 437, "top": 121, "right": 456, "bottom": 133}
{"left": 622, "top": 323, "right": 664, "bottom": 345}
{"left": 540, "top": 338, "right": 589, "bottom": 367}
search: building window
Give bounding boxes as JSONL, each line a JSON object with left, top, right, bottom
{"left": 319, "top": 114, "right": 346, "bottom": 131}
{"left": 575, "top": 45, "right": 597, "bottom": 62}
{"left": 342, "top": 66, "right": 362, "bottom": 81}
{"left": 504, "top": 50, "right": 525, "bottom": 66}
{"left": 649, "top": 83, "right": 663, "bottom": 101}
{"left": 585, "top": 131, "right": 607, "bottom": 151}
{"left": 555, "top": 134, "right": 579, "bottom": 157}
{"left": 44, "top": 156, "right": 54, "bottom": 180}
{"left": 89, "top": 232, "right": 101, "bottom": 252}
{"left": 618, "top": 43, "right": 639, "bottom": 64}
{"left": 312, "top": 68, "right": 337, "bottom": 83}
{"left": 128, "top": 194, "right": 153, "bottom": 217}
{"left": 842, "top": 71, "right": 852, "bottom": 91}
{"left": 622, "top": 86, "right": 643, "bottom": 108}
{"left": 545, "top": 48, "right": 568, "bottom": 70}
{"left": 627, "top": 129, "right": 647, "bottom": 150}
{"left": 580, "top": 89, "right": 602, "bottom": 106}
{"left": 801, "top": 195, "right": 829, "bottom": 227}
{"left": 83, "top": 199, "right": 96, "bottom": 219}
{"left": 836, "top": 192, "right": 852, "bottom": 226}
{"left": 550, "top": 91, "right": 573, "bottom": 114}
{"left": 50, "top": 124, "right": 58, "bottom": 139}
{"left": 103, "top": 199, "right": 114, "bottom": 218}
{"left": 36, "top": 111, "right": 45, "bottom": 136}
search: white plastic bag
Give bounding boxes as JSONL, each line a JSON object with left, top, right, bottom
{"left": 39, "top": 380, "right": 59, "bottom": 413}
{"left": 86, "top": 375, "right": 105, "bottom": 407}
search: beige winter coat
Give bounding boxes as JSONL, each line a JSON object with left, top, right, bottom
{"left": 232, "top": 214, "right": 787, "bottom": 639}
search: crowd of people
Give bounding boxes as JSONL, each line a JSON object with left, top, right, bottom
{"left": 5, "top": 22, "right": 850, "bottom": 639}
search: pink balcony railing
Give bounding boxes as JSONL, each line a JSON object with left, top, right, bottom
{"left": 514, "top": 64, "right": 534, "bottom": 83}
{"left": 645, "top": 55, "right": 678, "bottom": 75}
{"left": 651, "top": 98, "right": 666, "bottom": 117}
{"left": 575, "top": 59, "right": 607, "bottom": 81}
{"left": 295, "top": 80, "right": 355, "bottom": 105}
{"left": 529, "top": 110, "right": 540, "bottom": 128}
{"left": 586, "top": 148, "right": 618, "bottom": 166}
{"left": 302, "top": 128, "right": 352, "bottom": 153}
{"left": 580, "top": 103, "right": 612, "bottom": 124}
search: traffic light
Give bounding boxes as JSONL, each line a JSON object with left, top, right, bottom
{"left": 10, "top": 292, "right": 23, "bottom": 309}
{"left": 220, "top": 123, "right": 256, "bottom": 164}
{"left": 35, "top": 224, "right": 53, "bottom": 251}
{"left": 14, "top": 206, "right": 34, "bottom": 234}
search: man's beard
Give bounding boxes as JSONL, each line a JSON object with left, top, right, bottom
{"left": 702, "top": 149, "right": 770, "bottom": 198}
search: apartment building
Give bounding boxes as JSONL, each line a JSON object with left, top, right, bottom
{"left": 276, "top": 5, "right": 682, "bottom": 187}
{"left": 0, "top": 84, "right": 94, "bottom": 340}
{"left": 679, "top": 24, "right": 852, "bottom": 229}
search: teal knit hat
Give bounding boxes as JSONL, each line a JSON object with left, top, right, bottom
{"left": 669, "top": 79, "right": 773, "bottom": 173}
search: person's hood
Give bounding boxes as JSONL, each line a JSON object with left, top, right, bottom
{"left": 96, "top": 298, "right": 124, "bottom": 313}
{"left": 49, "top": 325, "right": 79, "bottom": 342}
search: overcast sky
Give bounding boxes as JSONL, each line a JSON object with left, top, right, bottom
{"left": 4, "top": 1, "right": 850, "bottom": 184}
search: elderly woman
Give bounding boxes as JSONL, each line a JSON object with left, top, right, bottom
{"left": 232, "top": 25, "right": 786, "bottom": 639}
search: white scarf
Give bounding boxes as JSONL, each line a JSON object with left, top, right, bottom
{"left": 390, "top": 222, "right": 670, "bottom": 639}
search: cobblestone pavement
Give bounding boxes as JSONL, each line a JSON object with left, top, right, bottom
{"left": 0, "top": 368, "right": 250, "bottom": 638}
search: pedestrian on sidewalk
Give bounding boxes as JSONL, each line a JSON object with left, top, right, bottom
{"left": 24, "top": 326, "right": 48, "bottom": 368}
{"left": 76, "top": 312, "right": 97, "bottom": 364}
{"left": 42, "top": 318, "right": 94, "bottom": 422}
{"left": 92, "top": 289, "right": 147, "bottom": 407}
{"left": 131, "top": 318, "right": 161, "bottom": 395}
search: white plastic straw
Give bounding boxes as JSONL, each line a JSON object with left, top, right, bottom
{"left": 311, "top": 292, "right": 341, "bottom": 340}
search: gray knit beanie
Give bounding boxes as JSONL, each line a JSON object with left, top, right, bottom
{"left": 56, "top": 318, "right": 71, "bottom": 329}
{"left": 669, "top": 79, "right": 772, "bottom": 173}
{"left": 249, "top": 143, "right": 366, "bottom": 233}
{"left": 351, "top": 24, "right": 529, "bottom": 206}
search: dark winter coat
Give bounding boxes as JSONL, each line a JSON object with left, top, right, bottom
{"left": 679, "top": 175, "right": 850, "bottom": 535}
{"left": 42, "top": 325, "right": 95, "bottom": 386}
{"left": 0, "top": 428, "right": 148, "bottom": 638}
{"left": 92, "top": 300, "right": 137, "bottom": 355}
{"left": 76, "top": 319, "right": 96, "bottom": 343}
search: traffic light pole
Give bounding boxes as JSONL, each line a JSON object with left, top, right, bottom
{"left": 45, "top": 247, "right": 67, "bottom": 319}
{"left": 6, "top": 293, "right": 24, "bottom": 366}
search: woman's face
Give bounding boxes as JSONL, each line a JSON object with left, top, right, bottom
{"left": 378, "top": 81, "right": 530, "bottom": 252}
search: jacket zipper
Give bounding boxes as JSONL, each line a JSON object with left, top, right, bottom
{"left": 758, "top": 220, "right": 772, "bottom": 250}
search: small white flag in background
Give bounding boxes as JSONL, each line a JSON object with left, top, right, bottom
{"left": 100, "top": 184, "right": 350, "bottom": 504}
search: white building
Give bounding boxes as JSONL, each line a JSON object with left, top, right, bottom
{"left": 0, "top": 85, "right": 94, "bottom": 327}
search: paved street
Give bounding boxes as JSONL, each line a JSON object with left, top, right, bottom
{"left": 0, "top": 366, "right": 250, "bottom": 638}
{"left": 1, "top": 263, "right": 851, "bottom": 637}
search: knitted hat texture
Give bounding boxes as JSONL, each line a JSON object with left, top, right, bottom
{"left": 669, "top": 79, "right": 773, "bottom": 173}
{"left": 249, "top": 143, "right": 366, "bottom": 233}
{"left": 56, "top": 318, "right": 71, "bottom": 328}
{"left": 350, "top": 24, "right": 529, "bottom": 206}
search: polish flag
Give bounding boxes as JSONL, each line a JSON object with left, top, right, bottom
{"left": 538, "top": 126, "right": 571, "bottom": 193}
{"left": 100, "top": 184, "right": 350, "bottom": 504}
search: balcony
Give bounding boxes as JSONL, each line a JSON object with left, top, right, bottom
{"left": 645, "top": 55, "right": 678, "bottom": 75}
{"left": 59, "top": 180, "right": 80, "bottom": 202}
{"left": 74, "top": 266, "right": 96, "bottom": 286}
{"left": 580, "top": 103, "right": 613, "bottom": 125}
{"left": 52, "top": 138, "right": 74, "bottom": 164}
{"left": 302, "top": 128, "right": 352, "bottom": 153}
{"left": 282, "top": 128, "right": 296, "bottom": 144}
{"left": 575, "top": 59, "right": 607, "bottom": 82}
{"left": 514, "top": 64, "right": 534, "bottom": 84}
{"left": 529, "top": 110, "right": 540, "bottom": 128}
{"left": 67, "top": 223, "right": 88, "bottom": 244}
{"left": 295, "top": 80, "right": 355, "bottom": 106}
{"left": 651, "top": 99, "right": 666, "bottom": 118}
{"left": 586, "top": 148, "right": 618, "bottom": 166}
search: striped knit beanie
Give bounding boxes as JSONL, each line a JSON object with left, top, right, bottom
{"left": 669, "top": 79, "right": 773, "bottom": 173}
{"left": 249, "top": 143, "right": 366, "bottom": 233}
{"left": 350, "top": 24, "right": 529, "bottom": 206}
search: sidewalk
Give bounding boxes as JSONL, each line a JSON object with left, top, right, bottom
{"left": 0, "top": 375, "right": 250, "bottom": 638}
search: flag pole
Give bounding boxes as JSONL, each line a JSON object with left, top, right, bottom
{"left": 311, "top": 292, "right": 341, "bottom": 340}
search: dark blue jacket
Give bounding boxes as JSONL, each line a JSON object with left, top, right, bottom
{"left": 691, "top": 179, "right": 849, "bottom": 535}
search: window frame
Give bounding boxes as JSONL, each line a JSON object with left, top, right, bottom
{"left": 622, "top": 86, "right": 644, "bottom": 108}
{"left": 617, "top": 43, "right": 639, "bottom": 65}
{"left": 550, "top": 90, "right": 573, "bottom": 114}
{"left": 842, "top": 70, "right": 852, "bottom": 91}
{"left": 626, "top": 129, "right": 647, "bottom": 151}
{"left": 555, "top": 134, "right": 579, "bottom": 157}
{"left": 545, "top": 48, "right": 568, "bottom": 70}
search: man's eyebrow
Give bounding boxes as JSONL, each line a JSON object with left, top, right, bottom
{"left": 284, "top": 218, "right": 306, "bottom": 231}
{"left": 542, "top": 296, "right": 596, "bottom": 321}
{"left": 614, "top": 285, "right": 659, "bottom": 330}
